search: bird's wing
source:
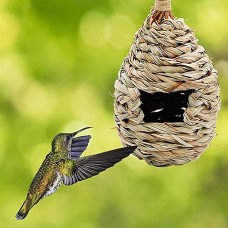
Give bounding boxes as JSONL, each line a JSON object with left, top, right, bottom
{"left": 69, "top": 135, "right": 91, "bottom": 159}
{"left": 62, "top": 146, "right": 136, "bottom": 185}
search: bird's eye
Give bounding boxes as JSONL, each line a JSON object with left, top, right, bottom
{"left": 66, "top": 135, "right": 71, "bottom": 141}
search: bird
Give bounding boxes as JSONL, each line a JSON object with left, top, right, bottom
{"left": 16, "top": 127, "right": 136, "bottom": 220}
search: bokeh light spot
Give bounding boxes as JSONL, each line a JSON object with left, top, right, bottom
{"left": 108, "top": 13, "right": 136, "bottom": 50}
{"left": 12, "top": 82, "right": 55, "bottom": 120}
{"left": 0, "top": 13, "right": 20, "bottom": 52}
{"left": 80, "top": 11, "right": 110, "bottom": 47}
{"left": 0, "top": 54, "right": 27, "bottom": 97}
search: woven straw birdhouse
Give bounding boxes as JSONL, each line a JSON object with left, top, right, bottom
{"left": 114, "top": 0, "right": 220, "bottom": 167}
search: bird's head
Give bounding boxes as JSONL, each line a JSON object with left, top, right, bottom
{"left": 52, "top": 127, "right": 91, "bottom": 153}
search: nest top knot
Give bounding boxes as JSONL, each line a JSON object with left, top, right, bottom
{"left": 150, "top": 0, "right": 174, "bottom": 24}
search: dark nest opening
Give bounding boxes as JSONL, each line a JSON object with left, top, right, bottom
{"left": 139, "top": 90, "right": 194, "bottom": 123}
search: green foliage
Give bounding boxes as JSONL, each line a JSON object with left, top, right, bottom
{"left": 0, "top": 0, "right": 228, "bottom": 227}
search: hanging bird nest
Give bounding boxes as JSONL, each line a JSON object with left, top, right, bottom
{"left": 114, "top": 0, "right": 220, "bottom": 167}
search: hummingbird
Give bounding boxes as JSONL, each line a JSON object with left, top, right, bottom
{"left": 16, "top": 127, "right": 136, "bottom": 220}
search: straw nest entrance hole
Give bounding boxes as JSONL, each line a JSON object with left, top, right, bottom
{"left": 130, "top": 90, "right": 193, "bottom": 123}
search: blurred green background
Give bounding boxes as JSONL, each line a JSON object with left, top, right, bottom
{"left": 0, "top": 0, "right": 228, "bottom": 227}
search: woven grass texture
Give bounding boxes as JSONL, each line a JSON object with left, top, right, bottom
{"left": 114, "top": 10, "right": 220, "bottom": 167}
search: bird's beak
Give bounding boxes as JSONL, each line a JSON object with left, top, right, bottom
{"left": 71, "top": 127, "right": 92, "bottom": 137}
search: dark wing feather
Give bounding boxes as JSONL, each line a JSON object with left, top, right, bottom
{"left": 63, "top": 146, "right": 136, "bottom": 185}
{"left": 69, "top": 135, "right": 91, "bottom": 159}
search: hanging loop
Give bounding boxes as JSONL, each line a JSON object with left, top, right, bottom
{"left": 154, "top": 0, "right": 171, "bottom": 11}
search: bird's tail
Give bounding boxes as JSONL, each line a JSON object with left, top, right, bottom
{"left": 16, "top": 197, "right": 33, "bottom": 220}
